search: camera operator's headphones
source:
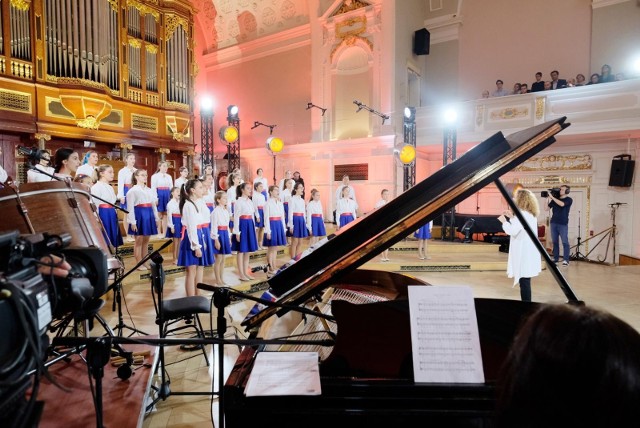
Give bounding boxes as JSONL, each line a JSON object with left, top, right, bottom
{"left": 563, "top": 185, "right": 570, "bottom": 194}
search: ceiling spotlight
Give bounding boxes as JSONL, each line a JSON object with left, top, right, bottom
{"left": 200, "top": 96, "right": 214, "bottom": 112}
{"left": 227, "top": 105, "right": 239, "bottom": 120}
{"left": 404, "top": 106, "right": 416, "bottom": 122}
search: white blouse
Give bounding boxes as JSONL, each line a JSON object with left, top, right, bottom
{"left": 126, "top": 185, "right": 159, "bottom": 226}
{"left": 336, "top": 198, "right": 358, "bottom": 222}
{"left": 27, "top": 164, "right": 55, "bottom": 183}
{"left": 233, "top": 196, "right": 255, "bottom": 237}
{"left": 117, "top": 166, "right": 136, "bottom": 199}
{"left": 306, "top": 200, "right": 324, "bottom": 228}
{"left": 151, "top": 172, "right": 173, "bottom": 192}
{"left": 263, "top": 198, "right": 286, "bottom": 235}
{"left": 210, "top": 205, "right": 231, "bottom": 240}
{"left": 181, "top": 198, "right": 209, "bottom": 250}
{"left": 252, "top": 192, "right": 266, "bottom": 223}
{"left": 166, "top": 199, "right": 180, "bottom": 232}
{"left": 287, "top": 195, "right": 306, "bottom": 228}
{"left": 91, "top": 181, "right": 118, "bottom": 206}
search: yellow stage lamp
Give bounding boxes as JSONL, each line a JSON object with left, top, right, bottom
{"left": 266, "top": 136, "right": 284, "bottom": 153}
{"left": 398, "top": 144, "right": 416, "bottom": 164}
{"left": 219, "top": 125, "right": 238, "bottom": 145}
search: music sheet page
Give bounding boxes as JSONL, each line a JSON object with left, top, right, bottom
{"left": 244, "top": 351, "right": 321, "bottom": 396}
{"left": 408, "top": 286, "right": 485, "bottom": 383}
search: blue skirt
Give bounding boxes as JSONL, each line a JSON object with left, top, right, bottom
{"left": 291, "top": 215, "right": 309, "bottom": 238}
{"left": 339, "top": 214, "right": 354, "bottom": 228}
{"left": 214, "top": 228, "right": 232, "bottom": 255}
{"left": 128, "top": 206, "right": 157, "bottom": 236}
{"left": 311, "top": 216, "right": 326, "bottom": 237}
{"left": 230, "top": 202, "right": 235, "bottom": 230}
{"left": 261, "top": 190, "right": 267, "bottom": 200}
{"left": 157, "top": 188, "right": 171, "bottom": 212}
{"left": 414, "top": 224, "right": 432, "bottom": 239}
{"left": 263, "top": 219, "right": 287, "bottom": 247}
{"left": 206, "top": 203, "right": 214, "bottom": 214}
{"left": 255, "top": 208, "right": 264, "bottom": 228}
{"left": 166, "top": 214, "right": 182, "bottom": 238}
{"left": 177, "top": 225, "right": 215, "bottom": 266}
{"left": 236, "top": 218, "right": 258, "bottom": 253}
{"left": 98, "top": 206, "right": 123, "bottom": 248}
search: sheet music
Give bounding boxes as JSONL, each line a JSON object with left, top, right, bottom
{"left": 408, "top": 286, "right": 485, "bottom": 383}
{"left": 244, "top": 352, "right": 321, "bottom": 397}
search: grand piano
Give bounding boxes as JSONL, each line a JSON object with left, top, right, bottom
{"left": 221, "top": 118, "right": 579, "bottom": 427}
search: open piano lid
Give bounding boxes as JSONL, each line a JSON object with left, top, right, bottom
{"left": 242, "top": 117, "right": 570, "bottom": 330}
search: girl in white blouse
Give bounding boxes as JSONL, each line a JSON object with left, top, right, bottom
{"left": 252, "top": 181, "right": 266, "bottom": 248}
{"left": 263, "top": 185, "right": 287, "bottom": 275}
{"left": 211, "top": 191, "right": 232, "bottom": 286}
{"left": 174, "top": 166, "right": 189, "bottom": 190}
{"left": 165, "top": 187, "right": 182, "bottom": 261}
{"left": 233, "top": 182, "right": 258, "bottom": 281}
{"left": 126, "top": 169, "right": 159, "bottom": 269}
{"left": 91, "top": 164, "right": 123, "bottom": 249}
{"left": 306, "top": 189, "right": 326, "bottom": 246}
{"left": 287, "top": 182, "right": 308, "bottom": 258}
{"left": 150, "top": 161, "right": 173, "bottom": 236}
{"left": 117, "top": 153, "right": 136, "bottom": 239}
{"left": 226, "top": 173, "right": 241, "bottom": 234}
{"left": 177, "top": 179, "right": 214, "bottom": 296}
{"left": 336, "top": 185, "right": 358, "bottom": 230}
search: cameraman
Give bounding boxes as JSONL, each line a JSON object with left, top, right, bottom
{"left": 546, "top": 185, "right": 572, "bottom": 266}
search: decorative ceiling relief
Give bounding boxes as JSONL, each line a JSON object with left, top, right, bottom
{"left": 192, "top": 0, "right": 310, "bottom": 51}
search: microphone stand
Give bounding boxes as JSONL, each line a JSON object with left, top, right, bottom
{"left": 571, "top": 210, "right": 587, "bottom": 261}
{"left": 197, "top": 282, "right": 336, "bottom": 428}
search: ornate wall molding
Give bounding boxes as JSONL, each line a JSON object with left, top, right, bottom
{"left": 514, "top": 154, "right": 593, "bottom": 172}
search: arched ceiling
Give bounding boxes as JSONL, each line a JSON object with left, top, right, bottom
{"left": 191, "top": 0, "right": 310, "bottom": 53}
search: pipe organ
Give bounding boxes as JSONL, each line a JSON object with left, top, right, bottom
{"left": 0, "top": 0, "right": 195, "bottom": 154}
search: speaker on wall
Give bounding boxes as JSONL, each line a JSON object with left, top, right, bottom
{"left": 414, "top": 28, "right": 430, "bottom": 56}
{"left": 609, "top": 154, "right": 635, "bottom": 187}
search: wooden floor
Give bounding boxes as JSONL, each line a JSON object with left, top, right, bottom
{"left": 57, "top": 235, "right": 640, "bottom": 428}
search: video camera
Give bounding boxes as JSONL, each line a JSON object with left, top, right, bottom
{"left": 541, "top": 188, "right": 561, "bottom": 198}
{"left": 0, "top": 230, "right": 108, "bottom": 427}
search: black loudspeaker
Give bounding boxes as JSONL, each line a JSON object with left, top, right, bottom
{"left": 609, "top": 154, "right": 635, "bottom": 187}
{"left": 414, "top": 28, "right": 430, "bottom": 55}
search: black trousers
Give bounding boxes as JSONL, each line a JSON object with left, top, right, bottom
{"left": 519, "top": 277, "right": 531, "bottom": 302}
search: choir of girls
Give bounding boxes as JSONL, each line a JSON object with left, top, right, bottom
{"left": 151, "top": 161, "right": 174, "bottom": 236}
{"left": 126, "top": 169, "right": 159, "bottom": 269}
{"left": 91, "top": 164, "right": 123, "bottom": 249}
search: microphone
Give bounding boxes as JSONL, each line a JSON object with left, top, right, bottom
{"left": 18, "top": 146, "right": 49, "bottom": 164}
{"left": 250, "top": 265, "right": 269, "bottom": 273}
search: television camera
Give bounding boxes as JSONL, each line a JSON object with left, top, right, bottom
{"left": 0, "top": 229, "right": 108, "bottom": 428}
{"left": 541, "top": 188, "right": 561, "bottom": 198}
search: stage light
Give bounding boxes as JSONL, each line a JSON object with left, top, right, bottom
{"left": 227, "top": 105, "right": 239, "bottom": 120}
{"left": 266, "top": 136, "right": 284, "bottom": 153}
{"left": 404, "top": 106, "right": 416, "bottom": 121}
{"left": 444, "top": 108, "right": 458, "bottom": 125}
{"left": 633, "top": 57, "right": 640, "bottom": 74}
{"left": 200, "top": 96, "right": 214, "bottom": 113}
{"left": 219, "top": 125, "right": 238, "bottom": 145}
{"left": 396, "top": 144, "right": 416, "bottom": 165}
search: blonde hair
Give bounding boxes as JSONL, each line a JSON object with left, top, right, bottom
{"left": 514, "top": 189, "right": 540, "bottom": 217}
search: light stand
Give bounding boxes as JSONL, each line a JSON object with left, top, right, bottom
{"left": 403, "top": 107, "right": 416, "bottom": 192}
{"left": 200, "top": 101, "right": 215, "bottom": 174}
{"left": 441, "top": 120, "right": 457, "bottom": 241}
{"left": 226, "top": 105, "right": 241, "bottom": 174}
{"left": 306, "top": 102, "right": 327, "bottom": 116}
{"left": 252, "top": 122, "right": 282, "bottom": 185}
{"left": 570, "top": 210, "right": 587, "bottom": 261}
{"left": 570, "top": 202, "right": 625, "bottom": 265}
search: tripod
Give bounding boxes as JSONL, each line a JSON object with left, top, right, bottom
{"left": 570, "top": 203, "right": 624, "bottom": 265}
{"left": 570, "top": 210, "right": 587, "bottom": 261}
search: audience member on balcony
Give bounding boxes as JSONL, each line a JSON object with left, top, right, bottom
{"left": 615, "top": 72, "right": 626, "bottom": 82}
{"left": 530, "top": 72, "right": 545, "bottom": 92}
{"left": 549, "top": 70, "right": 567, "bottom": 90}
{"left": 575, "top": 73, "right": 586, "bottom": 86}
{"left": 495, "top": 304, "right": 640, "bottom": 428}
{"left": 599, "top": 64, "right": 615, "bottom": 83}
{"left": 543, "top": 81, "right": 552, "bottom": 91}
{"left": 492, "top": 79, "right": 510, "bottom": 97}
{"left": 519, "top": 83, "right": 529, "bottom": 94}
{"left": 588, "top": 73, "right": 600, "bottom": 85}
{"left": 511, "top": 83, "right": 521, "bottom": 95}
{"left": 481, "top": 89, "right": 490, "bottom": 99}
{"left": 566, "top": 78, "right": 576, "bottom": 88}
